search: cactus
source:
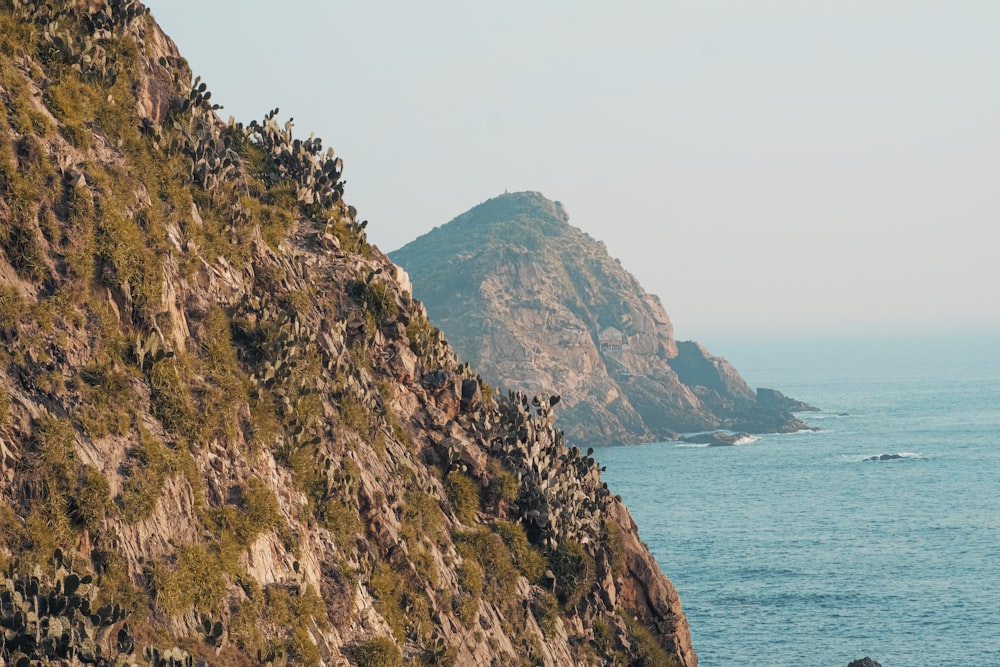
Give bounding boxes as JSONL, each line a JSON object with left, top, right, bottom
{"left": 483, "top": 391, "right": 611, "bottom": 551}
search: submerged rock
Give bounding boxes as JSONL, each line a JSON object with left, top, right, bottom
{"left": 864, "top": 454, "right": 906, "bottom": 462}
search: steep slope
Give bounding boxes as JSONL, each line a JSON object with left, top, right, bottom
{"left": 391, "top": 192, "right": 813, "bottom": 447}
{"left": 0, "top": 2, "right": 695, "bottom": 666}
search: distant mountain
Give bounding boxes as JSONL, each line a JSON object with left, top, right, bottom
{"left": 391, "top": 192, "right": 813, "bottom": 446}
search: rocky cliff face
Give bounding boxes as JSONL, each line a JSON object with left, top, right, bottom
{"left": 391, "top": 192, "right": 812, "bottom": 447}
{"left": 0, "top": 2, "right": 695, "bottom": 665}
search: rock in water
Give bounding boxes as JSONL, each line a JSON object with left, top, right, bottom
{"left": 847, "top": 658, "right": 883, "bottom": 667}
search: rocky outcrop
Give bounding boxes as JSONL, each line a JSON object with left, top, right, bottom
{"left": 846, "top": 658, "right": 883, "bottom": 667}
{"left": 391, "top": 192, "right": 813, "bottom": 446}
{"left": 864, "top": 454, "right": 906, "bottom": 462}
{"left": 0, "top": 2, "right": 695, "bottom": 665}
{"left": 756, "top": 387, "right": 819, "bottom": 412}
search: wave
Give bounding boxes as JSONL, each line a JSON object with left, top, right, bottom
{"left": 733, "top": 434, "right": 761, "bottom": 446}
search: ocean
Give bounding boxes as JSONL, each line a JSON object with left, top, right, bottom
{"left": 594, "top": 333, "right": 1000, "bottom": 667}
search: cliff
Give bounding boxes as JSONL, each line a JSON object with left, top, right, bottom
{"left": 390, "top": 192, "right": 813, "bottom": 447}
{"left": 0, "top": 2, "right": 695, "bottom": 666}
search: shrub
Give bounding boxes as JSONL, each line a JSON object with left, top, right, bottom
{"left": 0, "top": 284, "right": 26, "bottom": 332}
{"left": 148, "top": 357, "right": 196, "bottom": 435}
{"left": 454, "top": 528, "right": 519, "bottom": 605}
{"left": 626, "top": 615, "right": 678, "bottom": 667}
{"left": 484, "top": 459, "right": 520, "bottom": 508}
{"left": 368, "top": 562, "right": 406, "bottom": 641}
{"left": 400, "top": 489, "right": 444, "bottom": 545}
{"left": 149, "top": 544, "right": 225, "bottom": 616}
{"left": 72, "top": 465, "right": 110, "bottom": 531}
{"left": 73, "top": 362, "right": 132, "bottom": 438}
{"left": 601, "top": 519, "right": 627, "bottom": 577}
{"left": 0, "top": 384, "right": 10, "bottom": 428}
{"left": 548, "top": 539, "right": 596, "bottom": 611}
{"left": 444, "top": 471, "right": 479, "bottom": 524}
{"left": 530, "top": 589, "right": 559, "bottom": 638}
{"left": 351, "top": 277, "right": 397, "bottom": 327}
{"left": 320, "top": 499, "right": 360, "bottom": 551}
{"left": 352, "top": 637, "right": 402, "bottom": 667}
{"left": 492, "top": 520, "right": 547, "bottom": 583}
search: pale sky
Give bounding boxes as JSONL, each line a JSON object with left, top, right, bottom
{"left": 149, "top": 1, "right": 1000, "bottom": 340}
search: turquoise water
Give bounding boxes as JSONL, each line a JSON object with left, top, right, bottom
{"left": 595, "top": 333, "right": 1000, "bottom": 666}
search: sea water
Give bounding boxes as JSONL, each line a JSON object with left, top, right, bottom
{"left": 595, "top": 333, "right": 1000, "bottom": 666}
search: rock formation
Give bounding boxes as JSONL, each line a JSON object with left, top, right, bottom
{"left": 846, "top": 658, "right": 882, "bottom": 667}
{"left": 391, "top": 192, "right": 814, "bottom": 447}
{"left": 0, "top": 1, "right": 696, "bottom": 665}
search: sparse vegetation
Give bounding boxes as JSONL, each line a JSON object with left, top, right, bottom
{"left": 352, "top": 637, "right": 402, "bottom": 667}
{"left": 548, "top": 538, "right": 596, "bottom": 611}
{"left": 445, "top": 470, "right": 480, "bottom": 524}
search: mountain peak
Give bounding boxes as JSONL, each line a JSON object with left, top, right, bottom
{"left": 393, "top": 193, "right": 812, "bottom": 446}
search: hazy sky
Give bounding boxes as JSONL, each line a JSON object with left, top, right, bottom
{"left": 150, "top": 1, "right": 999, "bottom": 340}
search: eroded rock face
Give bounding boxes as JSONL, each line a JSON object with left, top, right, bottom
{"left": 392, "top": 192, "right": 812, "bottom": 446}
{"left": 0, "top": 3, "right": 696, "bottom": 665}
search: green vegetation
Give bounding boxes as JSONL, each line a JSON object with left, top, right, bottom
{"left": 351, "top": 276, "right": 398, "bottom": 328}
{"left": 368, "top": 561, "right": 431, "bottom": 643}
{"left": 400, "top": 489, "right": 445, "bottom": 545}
{"left": 444, "top": 470, "right": 479, "bottom": 524}
{"left": 492, "top": 520, "right": 547, "bottom": 582}
{"left": 530, "top": 589, "right": 559, "bottom": 637}
{"left": 548, "top": 539, "right": 596, "bottom": 611}
{"left": 352, "top": 637, "right": 402, "bottom": 667}
{"left": 626, "top": 615, "right": 679, "bottom": 667}
{"left": 454, "top": 527, "right": 520, "bottom": 606}
{"left": 73, "top": 361, "right": 132, "bottom": 438}
{"left": 601, "top": 518, "right": 627, "bottom": 577}
{"left": 147, "top": 543, "right": 225, "bottom": 616}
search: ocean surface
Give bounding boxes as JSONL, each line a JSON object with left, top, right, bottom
{"left": 595, "top": 333, "right": 1000, "bottom": 667}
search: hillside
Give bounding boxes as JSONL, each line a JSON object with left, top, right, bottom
{"left": 391, "top": 192, "right": 813, "bottom": 447}
{"left": 0, "top": 2, "right": 698, "bottom": 666}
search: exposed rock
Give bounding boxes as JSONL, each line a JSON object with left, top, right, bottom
{"left": 757, "top": 387, "right": 819, "bottom": 412}
{"left": 864, "top": 454, "right": 905, "bottom": 462}
{"left": 391, "top": 191, "right": 814, "bottom": 446}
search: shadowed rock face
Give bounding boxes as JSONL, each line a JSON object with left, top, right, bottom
{"left": 392, "top": 192, "right": 813, "bottom": 446}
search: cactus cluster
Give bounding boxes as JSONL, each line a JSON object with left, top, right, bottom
{"left": 234, "top": 293, "right": 325, "bottom": 447}
{"left": 163, "top": 85, "right": 240, "bottom": 193}
{"left": 486, "top": 392, "right": 612, "bottom": 551}
{"left": 18, "top": 0, "right": 149, "bottom": 83}
{"left": 245, "top": 108, "right": 345, "bottom": 210}
{"left": 0, "top": 566, "right": 132, "bottom": 666}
